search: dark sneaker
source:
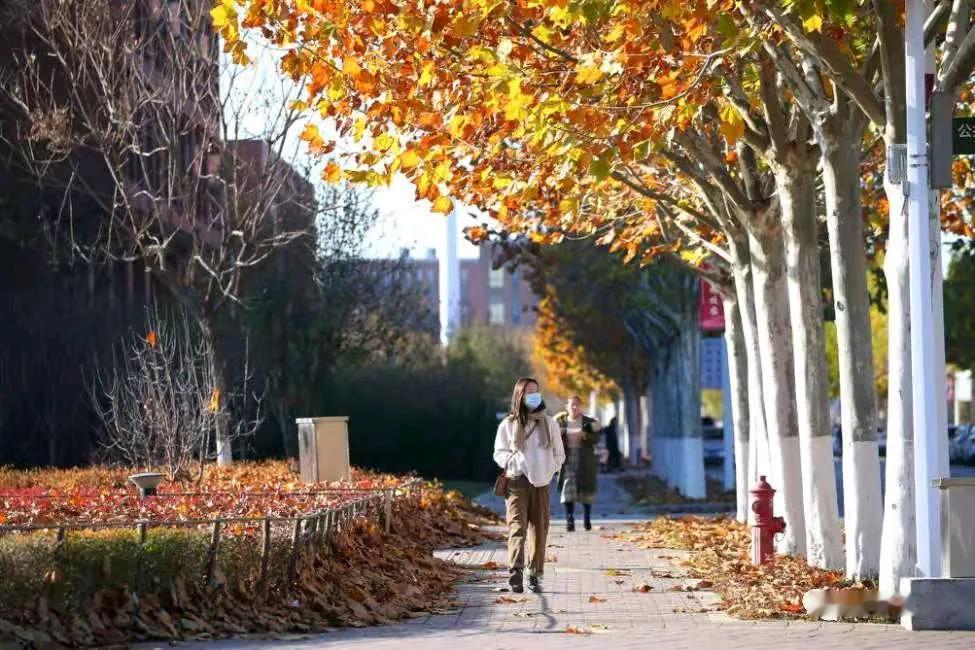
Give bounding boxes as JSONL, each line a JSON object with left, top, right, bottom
{"left": 509, "top": 569, "right": 524, "bottom": 593}
{"left": 584, "top": 519, "right": 592, "bottom": 531}
{"left": 528, "top": 573, "right": 543, "bottom": 593}
{"left": 566, "top": 517, "right": 575, "bottom": 532}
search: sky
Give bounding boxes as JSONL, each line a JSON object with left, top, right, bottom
{"left": 222, "top": 39, "right": 481, "bottom": 261}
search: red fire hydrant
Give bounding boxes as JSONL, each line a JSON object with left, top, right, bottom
{"left": 750, "top": 475, "right": 785, "bottom": 565}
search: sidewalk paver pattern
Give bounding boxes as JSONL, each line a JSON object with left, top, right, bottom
{"left": 187, "top": 473, "right": 975, "bottom": 649}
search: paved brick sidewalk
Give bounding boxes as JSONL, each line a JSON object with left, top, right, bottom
{"left": 184, "top": 515, "right": 975, "bottom": 650}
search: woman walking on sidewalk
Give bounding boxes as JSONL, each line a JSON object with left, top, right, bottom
{"left": 493, "top": 377, "right": 565, "bottom": 594}
{"left": 556, "top": 395, "right": 601, "bottom": 531}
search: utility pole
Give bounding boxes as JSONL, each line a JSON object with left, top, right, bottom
{"left": 905, "top": 0, "right": 947, "bottom": 579}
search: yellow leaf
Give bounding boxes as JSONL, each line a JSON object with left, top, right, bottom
{"left": 605, "top": 23, "right": 626, "bottom": 43}
{"left": 354, "top": 116, "right": 368, "bottom": 142}
{"left": 210, "top": 1, "right": 235, "bottom": 29}
{"left": 803, "top": 14, "right": 823, "bottom": 33}
{"left": 575, "top": 65, "right": 604, "bottom": 85}
{"left": 432, "top": 195, "right": 453, "bottom": 214}
{"left": 399, "top": 149, "right": 421, "bottom": 169}
{"left": 373, "top": 132, "right": 396, "bottom": 152}
{"left": 343, "top": 56, "right": 361, "bottom": 77}
{"left": 419, "top": 61, "right": 435, "bottom": 87}
{"left": 718, "top": 104, "right": 745, "bottom": 146}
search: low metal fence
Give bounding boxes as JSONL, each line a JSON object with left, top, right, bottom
{"left": 0, "top": 478, "right": 423, "bottom": 599}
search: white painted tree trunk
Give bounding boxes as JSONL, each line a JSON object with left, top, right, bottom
{"left": 623, "top": 385, "right": 643, "bottom": 467}
{"left": 747, "top": 223, "right": 806, "bottom": 557}
{"left": 820, "top": 131, "right": 884, "bottom": 578}
{"left": 648, "top": 288, "right": 705, "bottom": 499}
{"left": 723, "top": 292, "right": 751, "bottom": 522}
{"left": 727, "top": 234, "right": 769, "bottom": 525}
{"left": 776, "top": 162, "right": 844, "bottom": 569}
{"left": 676, "top": 279, "right": 705, "bottom": 498}
{"left": 879, "top": 181, "right": 916, "bottom": 598}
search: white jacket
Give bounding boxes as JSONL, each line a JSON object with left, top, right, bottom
{"left": 493, "top": 414, "right": 565, "bottom": 487}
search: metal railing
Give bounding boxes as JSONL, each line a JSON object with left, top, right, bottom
{"left": 0, "top": 478, "right": 424, "bottom": 595}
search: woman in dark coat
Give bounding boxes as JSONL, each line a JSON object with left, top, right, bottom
{"left": 556, "top": 395, "right": 600, "bottom": 531}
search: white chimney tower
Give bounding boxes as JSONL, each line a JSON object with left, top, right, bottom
{"left": 439, "top": 209, "right": 461, "bottom": 346}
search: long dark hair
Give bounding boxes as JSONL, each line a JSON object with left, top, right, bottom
{"left": 509, "top": 376, "right": 540, "bottom": 426}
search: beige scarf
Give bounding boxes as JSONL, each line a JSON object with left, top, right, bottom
{"left": 513, "top": 411, "right": 551, "bottom": 451}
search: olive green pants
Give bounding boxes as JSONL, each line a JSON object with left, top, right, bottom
{"left": 505, "top": 476, "right": 550, "bottom": 576}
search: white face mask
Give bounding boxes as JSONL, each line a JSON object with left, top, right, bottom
{"left": 523, "top": 393, "right": 543, "bottom": 410}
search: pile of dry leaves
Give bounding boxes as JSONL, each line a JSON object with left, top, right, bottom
{"left": 618, "top": 474, "right": 734, "bottom": 506}
{"left": 615, "top": 516, "right": 843, "bottom": 618}
{"left": 0, "top": 465, "right": 500, "bottom": 646}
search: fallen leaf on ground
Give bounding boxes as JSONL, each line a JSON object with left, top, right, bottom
{"left": 633, "top": 584, "right": 654, "bottom": 592}
{"left": 588, "top": 595, "right": 606, "bottom": 603}
{"left": 481, "top": 561, "right": 502, "bottom": 570}
{"left": 613, "top": 580, "right": 625, "bottom": 586}
{"left": 491, "top": 587, "right": 509, "bottom": 593}
{"left": 546, "top": 555, "right": 559, "bottom": 563}
{"left": 494, "top": 596, "right": 526, "bottom": 604}
{"left": 617, "top": 516, "right": 845, "bottom": 620}
{"left": 604, "top": 569, "right": 631, "bottom": 577}
{"left": 566, "top": 626, "right": 592, "bottom": 635}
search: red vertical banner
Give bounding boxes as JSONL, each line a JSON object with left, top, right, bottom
{"left": 700, "top": 279, "right": 725, "bottom": 331}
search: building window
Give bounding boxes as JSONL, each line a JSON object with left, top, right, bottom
{"left": 489, "top": 297, "right": 505, "bottom": 325}
{"left": 489, "top": 267, "right": 505, "bottom": 289}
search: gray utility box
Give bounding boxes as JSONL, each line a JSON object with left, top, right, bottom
{"left": 933, "top": 477, "right": 975, "bottom": 577}
{"left": 297, "top": 416, "right": 351, "bottom": 483}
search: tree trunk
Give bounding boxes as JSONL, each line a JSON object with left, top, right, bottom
{"left": 201, "top": 310, "right": 234, "bottom": 467}
{"left": 723, "top": 292, "right": 750, "bottom": 522}
{"left": 776, "top": 159, "right": 843, "bottom": 570}
{"left": 819, "top": 118, "right": 885, "bottom": 578}
{"left": 622, "top": 384, "right": 642, "bottom": 466}
{"left": 675, "top": 276, "right": 705, "bottom": 498}
{"left": 747, "top": 218, "right": 806, "bottom": 557}
{"left": 879, "top": 179, "right": 915, "bottom": 597}
{"left": 727, "top": 232, "right": 769, "bottom": 524}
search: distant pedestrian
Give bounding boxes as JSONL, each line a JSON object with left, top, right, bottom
{"left": 556, "top": 395, "right": 600, "bottom": 531}
{"left": 604, "top": 416, "right": 622, "bottom": 471}
{"left": 493, "top": 377, "right": 565, "bottom": 594}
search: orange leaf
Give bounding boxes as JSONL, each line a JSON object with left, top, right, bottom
{"left": 207, "top": 387, "right": 221, "bottom": 413}
{"left": 588, "top": 595, "right": 606, "bottom": 603}
{"left": 145, "top": 330, "right": 158, "bottom": 348}
{"left": 323, "top": 161, "right": 342, "bottom": 183}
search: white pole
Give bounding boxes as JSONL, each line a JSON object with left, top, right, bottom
{"left": 905, "top": 0, "right": 944, "bottom": 578}
{"left": 439, "top": 210, "right": 460, "bottom": 346}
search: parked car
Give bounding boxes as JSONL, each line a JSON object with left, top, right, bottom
{"left": 959, "top": 425, "right": 975, "bottom": 464}
{"left": 831, "top": 425, "right": 886, "bottom": 456}
{"left": 948, "top": 424, "right": 964, "bottom": 463}
{"left": 701, "top": 417, "right": 724, "bottom": 465}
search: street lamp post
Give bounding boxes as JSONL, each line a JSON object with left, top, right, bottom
{"left": 905, "top": 0, "right": 949, "bottom": 579}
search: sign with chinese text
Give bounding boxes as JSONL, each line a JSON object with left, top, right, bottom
{"left": 700, "top": 279, "right": 725, "bottom": 331}
{"left": 700, "top": 337, "right": 724, "bottom": 390}
{"left": 953, "top": 117, "right": 975, "bottom": 154}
